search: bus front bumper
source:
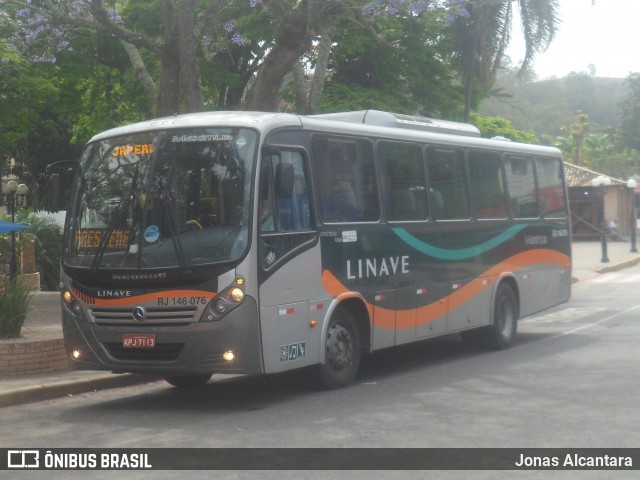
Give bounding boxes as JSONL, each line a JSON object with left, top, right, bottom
{"left": 61, "top": 297, "right": 264, "bottom": 376}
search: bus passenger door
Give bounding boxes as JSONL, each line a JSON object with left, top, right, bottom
{"left": 257, "top": 149, "right": 320, "bottom": 374}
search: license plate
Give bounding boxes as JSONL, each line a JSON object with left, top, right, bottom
{"left": 122, "top": 334, "right": 156, "bottom": 349}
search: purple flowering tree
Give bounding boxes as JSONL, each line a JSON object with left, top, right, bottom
{"left": 3, "top": 0, "right": 207, "bottom": 115}
{"left": 1, "top": 0, "right": 554, "bottom": 116}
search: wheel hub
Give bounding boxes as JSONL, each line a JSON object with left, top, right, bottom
{"left": 326, "top": 324, "right": 353, "bottom": 370}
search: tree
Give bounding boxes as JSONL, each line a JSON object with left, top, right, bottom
{"left": 3, "top": 0, "right": 474, "bottom": 115}
{"left": 0, "top": 40, "right": 57, "bottom": 159}
{"left": 569, "top": 111, "right": 591, "bottom": 166}
{"left": 319, "top": 9, "right": 463, "bottom": 117}
{"left": 470, "top": 113, "right": 538, "bottom": 144}
{"left": 453, "top": 0, "right": 560, "bottom": 121}
{"left": 619, "top": 73, "right": 640, "bottom": 152}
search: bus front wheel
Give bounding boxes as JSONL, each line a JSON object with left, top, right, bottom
{"left": 461, "top": 283, "right": 518, "bottom": 350}
{"left": 164, "top": 373, "right": 212, "bottom": 388}
{"left": 316, "top": 309, "right": 361, "bottom": 389}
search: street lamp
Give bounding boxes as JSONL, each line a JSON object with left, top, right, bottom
{"left": 1, "top": 180, "right": 29, "bottom": 281}
{"left": 591, "top": 175, "right": 611, "bottom": 263}
{"left": 627, "top": 178, "right": 638, "bottom": 253}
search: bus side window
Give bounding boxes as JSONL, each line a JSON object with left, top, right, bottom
{"left": 505, "top": 155, "right": 539, "bottom": 218}
{"left": 427, "top": 147, "right": 470, "bottom": 220}
{"left": 312, "top": 135, "right": 379, "bottom": 223}
{"left": 378, "top": 141, "right": 428, "bottom": 221}
{"left": 468, "top": 150, "right": 507, "bottom": 220}
{"left": 535, "top": 157, "right": 567, "bottom": 219}
{"left": 259, "top": 150, "right": 314, "bottom": 268}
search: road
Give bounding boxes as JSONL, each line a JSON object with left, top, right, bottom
{"left": 3, "top": 267, "right": 640, "bottom": 480}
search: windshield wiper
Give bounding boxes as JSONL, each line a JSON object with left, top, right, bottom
{"left": 161, "top": 158, "right": 190, "bottom": 272}
{"left": 90, "top": 161, "right": 141, "bottom": 272}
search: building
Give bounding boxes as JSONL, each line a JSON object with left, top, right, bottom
{"left": 564, "top": 163, "right": 637, "bottom": 239}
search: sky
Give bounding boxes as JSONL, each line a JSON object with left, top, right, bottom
{"left": 506, "top": 0, "right": 640, "bottom": 79}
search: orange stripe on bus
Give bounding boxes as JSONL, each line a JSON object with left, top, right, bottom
{"left": 90, "top": 290, "right": 216, "bottom": 307}
{"left": 322, "top": 249, "right": 570, "bottom": 330}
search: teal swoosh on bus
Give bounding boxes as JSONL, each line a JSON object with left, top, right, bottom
{"left": 392, "top": 224, "right": 528, "bottom": 261}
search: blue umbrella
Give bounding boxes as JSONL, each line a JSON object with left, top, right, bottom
{"left": 0, "top": 219, "right": 31, "bottom": 234}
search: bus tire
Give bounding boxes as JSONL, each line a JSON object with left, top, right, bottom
{"left": 461, "top": 283, "right": 518, "bottom": 350}
{"left": 164, "top": 373, "right": 212, "bottom": 388}
{"left": 316, "top": 309, "right": 361, "bottom": 389}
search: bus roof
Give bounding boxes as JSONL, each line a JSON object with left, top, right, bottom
{"left": 88, "top": 110, "right": 561, "bottom": 157}
{"left": 88, "top": 111, "right": 303, "bottom": 143}
{"left": 311, "top": 110, "right": 481, "bottom": 137}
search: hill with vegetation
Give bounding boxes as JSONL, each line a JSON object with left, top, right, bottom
{"left": 479, "top": 73, "right": 628, "bottom": 144}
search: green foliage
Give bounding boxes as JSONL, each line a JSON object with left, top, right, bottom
{"left": 0, "top": 279, "right": 34, "bottom": 339}
{"left": 480, "top": 72, "right": 628, "bottom": 140}
{"left": 470, "top": 113, "right": 538, "bottom": 144}
{"left": 320, "top": 13, "right": 463, "bottom": 118}
{"left": 0, "top": 40, "right": 58, "bottom": 158}
{"left": 23, "top": 214, "right": 63, "bottom": 292}
{"left": 618, "top": 73, "right": 640, "bottom": 152}
{"left": 554, "top": 112, "right": 640, "bottom": 180}
{"left": 71, "top": 63, "right": 150, "bottom": 144}
{"left": 11, "top": 114, "right": 82, "bottom": 211}
{"left": 0, "top": 210, "right": 63, "bottom": 292}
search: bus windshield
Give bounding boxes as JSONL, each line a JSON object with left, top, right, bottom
{"left": 64, "top": 128, "right": 257, "bottom": 270}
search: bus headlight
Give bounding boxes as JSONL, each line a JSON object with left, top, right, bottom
{"left": 228, "top": 287, "right": 244, "bottom": 303}
{"left": 203, "top": 278, "right": 246, "bottom": 322}
{"left": 214, "top": 299, "right": 227, "bottom": 314}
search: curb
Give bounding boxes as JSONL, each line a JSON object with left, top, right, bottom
{"left": 572, "top": 254, "right": 640, "bottom": 283}
{"left": 596, "top": 255, "right": 640, "bottom": 274}
{"left": 0, "top": 374, "right": 160, "bottom": 408}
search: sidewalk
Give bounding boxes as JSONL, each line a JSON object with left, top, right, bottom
{"left": 2, "top": 240, "right": 640, "bottom": 408}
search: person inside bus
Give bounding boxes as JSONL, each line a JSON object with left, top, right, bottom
{"left": 322, "top": 162, "right": 360, "bottom": 222}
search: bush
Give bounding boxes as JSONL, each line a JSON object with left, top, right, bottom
{"left": 0, "top": 279, "right": 34, "bottom": 338}
{"left": 0, "top": 209, "right": 63, "bottom": 291}
{"left": 25, "top": 214, "right": 63, "bottom": 291}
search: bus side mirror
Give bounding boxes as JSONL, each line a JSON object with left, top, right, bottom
{"left": 48, "top": 173, "right": 60, "bottom": 212}
{"left": 46, "top": 160, "right": 78, "bottom": 213}
{"left": 275, "top": 162, "right": 294, "bottom": 198}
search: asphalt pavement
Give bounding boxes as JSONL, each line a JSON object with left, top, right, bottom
{"left": 1, "top": 240, "right": 640, "bottom": 408}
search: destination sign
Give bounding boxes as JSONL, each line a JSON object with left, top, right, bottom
{"left": 111, "top": 144, "right": 154, "bottom": 157}
{"left": 75, "top": 228, "right": 130, "bottom": 251}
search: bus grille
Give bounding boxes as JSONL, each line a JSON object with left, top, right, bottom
{"left": 102, "top": 342, "right": 184, "bottom": 362}
{"left": 91, "top": 306, "right": 198, "bottom": 325}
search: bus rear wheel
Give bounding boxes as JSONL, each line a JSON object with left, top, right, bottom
{"left": 461, "top": 283, "right": 518, "bottom": 350}
{"left": 316, "top": 309, "right": 361, "bottom": 389}
{"left": 164, "top": 373, "right": 212, "bottom": 388}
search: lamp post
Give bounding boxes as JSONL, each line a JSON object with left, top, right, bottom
{"left": 1, "top": 180, "right": 29, "bottom": 282}
{"left": 591, "top": 175, "right": 611, "bottom": 263}
{"left": 628, "top": 178, "right": 638, "bottom": 253}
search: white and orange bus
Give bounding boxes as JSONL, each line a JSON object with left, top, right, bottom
{"left": 57, "top": 110, "right": 571, "bottom": 389}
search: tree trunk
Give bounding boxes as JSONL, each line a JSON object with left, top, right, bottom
{"left": 306, "top": 24, "right": 336, "bottom": 114}
{"left": 156, "top": 0, "right": 203, "bottom": 115}
{"left": 464, "top": 74, "right": 473, "bottom": 122}
{"left": 292, "top": 61, "right": 308, "bottom": 113}
{"left": 119, "top": 40, "right": 158, "bottom": 112}
{"left": 245, "top": 35, "right": 312, "bottom": 111}
{"left": 245, "top": 0, "right": 342, "bottom": 111}
{"left": 176, "top": 0, "right": 204, "bottom": 112}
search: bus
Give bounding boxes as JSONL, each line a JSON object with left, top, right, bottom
{"left": 57, "top": 110, "right": 571, "bottom": 389}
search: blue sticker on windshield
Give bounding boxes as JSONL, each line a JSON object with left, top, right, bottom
{"left": 144, "top": 225, "right": 160, "bottom": 243}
